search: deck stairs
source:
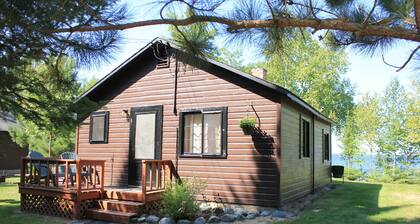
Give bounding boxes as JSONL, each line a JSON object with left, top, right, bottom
{"left": 85, "top": 189, "right": 148, "bottom": 224}
{"left": 86, "top": 160, "right": 180, "bottom": 223}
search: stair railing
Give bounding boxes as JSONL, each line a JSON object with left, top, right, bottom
{"left": 141, "top": 160, "right": 181, "bottom": 202}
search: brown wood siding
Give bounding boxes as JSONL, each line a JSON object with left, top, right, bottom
{"left": 77, "top": 60, "right": 281, "bottom": 206}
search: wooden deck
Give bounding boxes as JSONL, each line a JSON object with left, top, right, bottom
{"left": 19, "top": 158, "right": 180, "bottom": 222}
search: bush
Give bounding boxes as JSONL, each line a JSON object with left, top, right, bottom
{"left": 367, "top": 168, "right": 420, "bottom": 184}
{"left": 345, "top": 168, "right": 364, "bottom": 181}
{"left": 239, "top": 116, "right": 257, "bottom": 130}
{"left": 161, "top": 180, "right": 205, "bottom": 220}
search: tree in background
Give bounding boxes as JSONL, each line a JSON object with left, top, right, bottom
{"left": 354, "top": 93, "right": 381, "bottom": 172}
{"left": 349, "top": 77, "right": 419, "bottom": 182}
{"left": 263, "top": 30, "right": 355, "bottom": 132}
{"left": 340, "top": 112, "right": 363, "bottom": 171}
{"left": 212, "top": 48, "right": 256, "bottom": 73}
{"left": 377, "top": 78, "right": 410, "bottom": 173}
{"left": 1, "top": 0, "right": 123, "bottom": 123}
{"left": 405, "top": 77, "right": 420, "bottom": 164}
{"left": 9, "top": 60, "right": 98, "bottom": 156}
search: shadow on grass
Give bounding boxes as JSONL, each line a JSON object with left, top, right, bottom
{"left": 285, "top": 181, "right": 420, "bottom": 224}
{"left": 0, "top": 199, "right": 20, "bottom": 204}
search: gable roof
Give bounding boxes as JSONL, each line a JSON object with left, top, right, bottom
{"left": 76, "top": 38, "right": 333, "bottom": 124}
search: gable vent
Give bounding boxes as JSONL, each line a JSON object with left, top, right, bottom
{"left": 156, "top": 56, "right": 170, "bottom": 69}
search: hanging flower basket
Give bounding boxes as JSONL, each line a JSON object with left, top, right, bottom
{"left": 239, "top": 116, "right": 257, "bottom": 135}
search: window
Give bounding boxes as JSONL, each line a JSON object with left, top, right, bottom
{"left": 323, "top": 133, "right": 330, "bottom": 161}
{"left": 89, "top": 111, "right": 109, "bottom": 144}
{"left": 180, "top": 107, "right": 227, "bottom": 158}
{"left": 301, "top": 119, "right": 310, "bottom": 158}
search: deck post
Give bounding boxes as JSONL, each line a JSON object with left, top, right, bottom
{"left": 20, "top": 158, "right": 25, "bottom": 185}
{"left": 65, "top": 161, "right": 69, "bottom": 189}
{"left": 142, "top": 161, "right": 147, "bottom": 202}
{"left": 72, "top": 200, "right": 81, "bottom": 219}
{"left": 100, "top": 161, "right": 105, "bottom": 193}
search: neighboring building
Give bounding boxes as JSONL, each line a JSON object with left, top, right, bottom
{"left": 0, "top": 112, "right": 28, "bottom": 172}
{"left": 75, "top": 38, "right": 332, "bottom": 207}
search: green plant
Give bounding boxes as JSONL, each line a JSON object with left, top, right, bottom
{"left": 239, "top": 116, "right": 257, "bottom": 130}
{"left": 345, "top": 168, "right": 364, "bottom": 181}
{"left": 161, "top": 180, "right": 205, "bottom": 220}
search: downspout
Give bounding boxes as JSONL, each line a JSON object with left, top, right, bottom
{"left": 173, "top": 52, "right": 178, "bottom": 115}
{"left": 330, "top": 123, "right": 332, "bottom": 183}
{"left": 173, "top": 52, "right": 179, "bottom": 170}
{"left": 75, "top": 126, "right": 80, "bottom": 154}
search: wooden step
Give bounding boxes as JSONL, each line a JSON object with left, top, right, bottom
{"left": 99, "top": 199, "right": 145, "bottom": 213}
{"left": 105, "top": 190, "right": 144, "bottom": 202}
{"left": 86, "top": 208, "right": 137, "bottom": 224}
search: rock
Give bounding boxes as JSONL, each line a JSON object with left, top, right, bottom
{"left": 220, "top": 214, "right": 236, "bottom": 222}
{"left": 67, "top": 221, "right": 89, "bottom": 224}
{"left": 234, "top": 208, "right": 248, "bottom": 216}
{"left": 177, "top": 220, "right": 191, "bottom": 224}
{"left": 286, "top": 212, "right": 297, "bottom": 218}
{"left": 235, "top": 214, "right": 245, "bottom": 221}
{"left": 136, "top": 217, "right": 147, "bottom": 223}
{"left": 200, "top": 206, "right": 212, "bottom": 217}
{"left": 223, "top": 207, "right": 235, "bottom": 214}
{"left": 193, "top": 217, "right": 206, "bottom": 224}
{"left": 146, "top": 215, "right": 160, "bottom": 224}
{"left": 260, "top": 210, "right": 272, "bottom": 217}
{"left": 246, "top": 212, "right": 257, "bottom": 220}
{"left": 159, "top": 217, "right": 175, "bottom": 224}
{"left": 200, "top": 205, "right": 211, "bottom": 212}
{"left": 207, "top": 215, "right": 221, "bottom": 223}
{"left": 211, "top": 207, "right": 224, "bottom": 216}
{"left": 271, "top": 210, "right": 287, "bottom": 218}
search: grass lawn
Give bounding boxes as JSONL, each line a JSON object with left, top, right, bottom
{"left": 0, "top": 177, "right": 66, "bottom": 224}
{"left": 283, "top": 181, "right": 420, "bottom": 224}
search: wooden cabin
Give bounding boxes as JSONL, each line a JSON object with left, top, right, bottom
{"left": 19, "top": 38, "right": 332, "bottom": 223}
{"left": 0, "top": 112, "right": 28, "bottom": 174}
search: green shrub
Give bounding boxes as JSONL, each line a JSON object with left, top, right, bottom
{"left": 367, "top": 168, "right": 420, "bottom": 184}
{"left": 239, "top": 116, "right": 257, "bottom": 130}
{"left": 161, "top": 180, "right": 205, "bottom": 220}
{"left": 345, "top": 168, "right": 364, "bottom": 181}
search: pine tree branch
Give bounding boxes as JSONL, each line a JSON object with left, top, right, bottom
{"left": 363, "top": 0, "right": 377, "bottom": 25}
{"left": 396, "top": 45, "right": 420, "bottom": 72}
{"left": 382, "top": 45, "right": 420, "bottom": 71}
{"left": 49, "top": 16, "right": 420, "bottom": 43}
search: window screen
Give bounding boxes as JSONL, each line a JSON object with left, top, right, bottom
{"left": 180, "top": 107, "right": 227, "bottom": 158}
{"left": 89, "top": 111, "right": 109, "bottom": 144}
{"left": 302, "top": 119, "right": 310, "bottom": 157}
{"left": 324, "top": 133, "right": 330, "bottom": 160}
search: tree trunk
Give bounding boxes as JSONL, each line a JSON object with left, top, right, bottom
{"left": 48, "top": 132, "right": 52, "bottom": 157}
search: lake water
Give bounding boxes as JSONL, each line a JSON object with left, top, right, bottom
{"left": 332, "top": 154, "right": 420, "bottom": 172}
{"left": 332, "top": 154, "right": 378, "bottom": 172}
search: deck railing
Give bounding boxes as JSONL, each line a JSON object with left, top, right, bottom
{"left": 20, "top": 158, "right": 105, "bottom": 193}
{"left": 141, "top": 160, "right": 180, "bottom": 202}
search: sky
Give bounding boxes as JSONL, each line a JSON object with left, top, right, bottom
{"left": 78, "top": 1, "right": 418, "bottom": 155}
